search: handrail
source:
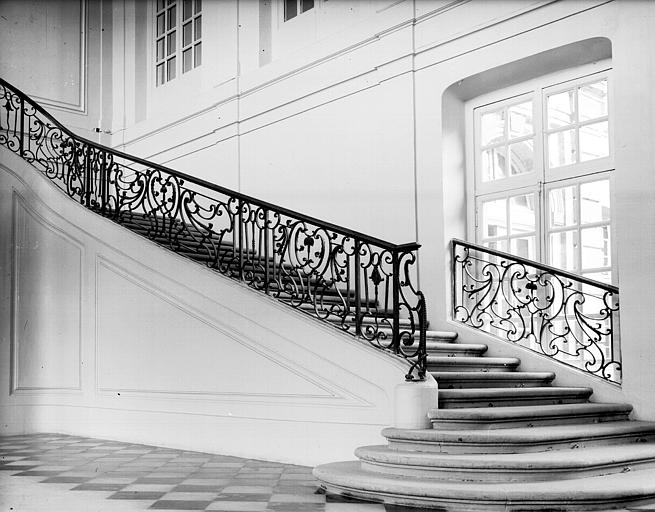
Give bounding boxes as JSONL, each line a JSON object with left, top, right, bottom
{"left": 0, "top": 77, "right": 427, "bottom": 380}
{"left": 451, "top": 239, "right": 621, "bottom": 384}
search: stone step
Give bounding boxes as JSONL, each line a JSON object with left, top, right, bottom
{"left": 437, "top": 386, "right": 592, "bottom": 409}
{"left": 354, "top": 443, "right": 655, "bottom": 482}
{"left": 433, "top": 371, "right": 555, "bottom": 388}
{"left": 313, "top": 462, "right": 655, "bottom": 510}
{"left": 427, "top": 356, "right": 520, "bottom": 372}
{"left": 381, "top": 421, "right": 655, "bottom": 454}
{"left": 424, "top": 342, "right": 487, "bottom": 357}
{"left": 429, "top": 403, "right": 633, "bottom": 430}
{"left": 377, "top": 328, "right": 458, "bottom": 343}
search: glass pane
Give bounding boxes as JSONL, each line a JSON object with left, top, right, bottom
{"left": 481, "top": 146, "right": 507, "bottom": 182}
{"left": 156, "top": 38, "right": 165, "bottom": 60}
{"left": 549, "top": 230, "right": 578, "bottom": 272}
{"left": 579, "top": 80, "right": 608, "bottom": 121}
{"left": 581, "top": 180, "right": 610, "bottom": 224}
{"left": 157, "top": 0, "right": 165, "bottom": 11}
{"left": 167, "top": 56, "right": 176, "bottom": 81}
{"left": 508, "top": 139, "right": 534, "bottom": 176}
{"left": 183, "top": 22, "right": 192, "bottom": 46}
{"left": 194, "top": 43, "right": 202, "bottom": 67}
{"left": 509, "top": 194, "right": 535, "bottom": 234}
{"left": 549, "top": 186, "right": 577, "bottom": 228}
{"left": 157, "top": 14, "right": 165, "bottom": 36}
{"left": 548, "top": 129, "right": 576, "bottom": 168}
{"left": 482, "top": 198, "right": 507, "bottom": 238}
{"left": 547, "top": 89, "right": 575, "bottom": 129}
{"left": 195, "top": 0, "right": 201, "bottom": 13}
{"left": 302, "top": 0, "right": 314, "bottom": 12}
{"left": 581, "top": 227, "right": 611, "bottom": 269}
{"left": 156, "top": 63, "right": 165, "bottom": 86}
{"left": 485, "top": 240, "right": 508, "bottom": 252}
{"left": 167, "top": 6, "right": 176, "bottom": 30}
{"left": 583, "top": 271, "right": 612, "bottom": 285}
{"left": 183, "top": 0, "right": 192, "bottom": 20}
{"left": 285, "top": 0, "right": 297, "bottom": 20}
{"left": 183, "top": 48, "right": 192, "bottom": 73}
{"left": 511, "top": 236, "right": 535, "bottom": 259}
{"left": 167, "top": 32, "right": 176, "bottom": 56}
{"left": 508, "top": 102, "right": 532, "bottom": 138}
{"left": 480, "top": 109, "right": 505, "bottom": 146}
{"left": 195, "top": 17, "right": 201, "bottom": 40}
{"left": 579, "top": 121, "right": 609, "bottom": 162}
{"left": 168, "top": 0, "right": 175, "bottom": 5}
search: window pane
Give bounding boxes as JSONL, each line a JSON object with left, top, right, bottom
{"left": 579, "top": 80, "right": 608, "bottom": 121}
{"left": 484, "top": 240, "right": 508, "bottom": 253}
{"left": 183, "top": 22, "right": 192, "bottom": 46}
{"left": 581, "top": 227, "right": 611, "bottom": 269}
{"left": 509, "top": 194, "right": 535, "bottom": 234}
{"left": 549, "top": 230, "right": 578, "bottom": 272}
{"left": 183, "top": 0, "right": 192, "bottom": 20}
{"left": 285, "top": 0, "right": 297, "bottom": 20}
{"left": 194, "top": 43, "right": 201, "bottom": 67}
{"left": 547, "top": 90, "right": 575, "bottom": 129}
{"left": 167, "top": 32, "right": 176, "bottom": 56}
{"left": 579, "top": 121, "right": 609, "bottom": 162}
{"left": 156, "top": 63, "right": 165, "bottom": 86}
{"left": 508, "top": 139, "right": 534, "bottom": 176}
{"left": 194, "top": 17, "right": 201, "bottom": 40}
{"left": 167, "top": 57, "right": 176, "bottom": 80}
{"left": 549, "top": 186, "right": 577, "bottom": 228}
{"left": 581, "top": 180, "right": 610, "bottom": 224}
{"left": 480, "top": 109, "right": 505, "bottom": 146}
{"left": 508, "top": 102, "right": 532, "bottom": 138}
{"left": 195, "top": 0, "right": 201, "bottom": 13}
{"left": 157, "top": 14, "right": 165, "bottom": 36}
{"left": 482, "top": 198, "right": 507, "bottom": 238}
{"left": 548, "top": 129, "right": 576, "bottom": 168}
{"left": 302, "top": 0, "right": 314, "bottom": 12}
{"left": 156, "top": 38, "right": 165, "bottom": 60}
{"left": 511, "top": 236, "right": 535, "bottom": 259}
{"left": 167, "top": 6, "right": 176, "bottom": 30}
{"left": 157, "top": 0, "right": 165, "bottom": 11}
{"left": 583, "top": 271, "right": 612, "bottom": 285}
{"left": 183, "top": 48, "right": 192, "bottom": 73}
{"left": 481, "top": 146, "right": 507, "bottom": 182}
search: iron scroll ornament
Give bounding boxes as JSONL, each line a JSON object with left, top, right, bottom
{"left": 0, "top": 77, "right": 428, "bottom": 381}
{"left": 451, "top": 239, "right": 621, "bottom": 384}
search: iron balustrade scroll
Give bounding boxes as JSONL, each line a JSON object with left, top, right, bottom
{"left": 0, "top": 77, "right": 427, "bottom": 381}
{"left": 452, "top": 239, "right": 621, "bottom": 384}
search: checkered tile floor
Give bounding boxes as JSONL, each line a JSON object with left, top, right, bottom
{"left": 0, "top": 434, "right": 413, "bottom": 512}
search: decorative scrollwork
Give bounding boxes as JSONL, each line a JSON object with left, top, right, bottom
{"left": 0, "top": 76, "right": 429, "bottom": 380}
{"left": 452, "top": 239, "right": 621, "bottom": 384}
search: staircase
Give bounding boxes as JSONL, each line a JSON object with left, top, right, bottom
{"left": 313, "top": 331, "right": 655, "bottom": 511}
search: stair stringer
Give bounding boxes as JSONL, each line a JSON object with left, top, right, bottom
{"left": 0, "top": 147, "right": 418, "bottom": 466}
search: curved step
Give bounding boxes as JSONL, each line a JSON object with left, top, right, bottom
{"left": 354, "top": 443, "right": 655, "bottom": 482}
{"left": 425, "top": 342, "right": 487, "bottom": 357}
{"left": 433, "top": 371, "right": 555, "bottom": 388}
{"left": 382, "top": 421, "right": 655, "bottom": 454}
{"left": 438, "top": 386, "right": 592, "bottom": 409}
{"left": 429, "top": 403, "right": 633, "bottom": 430}
{"left": 427, "top": 356, "right": 520, "bottom": 372}
{"left": 313, "top": 461, "right": 655, "bottom": 511}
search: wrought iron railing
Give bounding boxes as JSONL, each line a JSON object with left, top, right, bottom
{"left": 0, "top": 77, "right": 427, "bottom": 380}
{"left": 452, "top": 239, "right": 620, "bottom": 384}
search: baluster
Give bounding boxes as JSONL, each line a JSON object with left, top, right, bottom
{"left": 238, "top": 198, "right": 244, "bottom": 282}
{"left": 19, "top": 96, "right": 25, "bottom": 157}
{"left": 354, "top": 239, "right": 361, "bottom": 336}
{"left": 100, "top": 151, "right": 107, "bottom": 214}
{"left": 84, "top": 146, "right": 91, "bottom": 207}
{"left": 392, "top": 250, "right": 400, "bottom": 354}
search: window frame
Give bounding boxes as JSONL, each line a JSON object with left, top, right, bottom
{"left": 465, "top": 60, "right": 616, "bottom": 283}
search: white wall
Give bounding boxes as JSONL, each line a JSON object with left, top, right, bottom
{"left": 0, "top": 147, "right": 414, "bottom": 465}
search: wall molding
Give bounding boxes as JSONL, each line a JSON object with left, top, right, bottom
{"left": 10, "top": 190, "right": 84, "bottom": 394}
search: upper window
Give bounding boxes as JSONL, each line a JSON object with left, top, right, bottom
{"left": 155, "top": 0, "right": 202, "bottom": 87}
{"left": 284, "top": 0, "right": 314, "bottom": 21}
{"left": 470, "top": 68, "right": 614, "bottom": 284}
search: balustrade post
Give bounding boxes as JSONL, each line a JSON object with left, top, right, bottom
{"left": 19, "top": 96, "right": 25, "bottom": 157}
{"left": 84, "top": 146, "right": 91, "bottom": 207}
{"left": 100, "top": 151, "right": 107, "bottom": 214}
{"left": 264, "top": 209, "right": 270, "bottom": 294}
{"left": 392, "top": 250, "right": 401, "bottom": 354}
{"left": 354, "top": 239, "right": 362, "bottom": 336}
